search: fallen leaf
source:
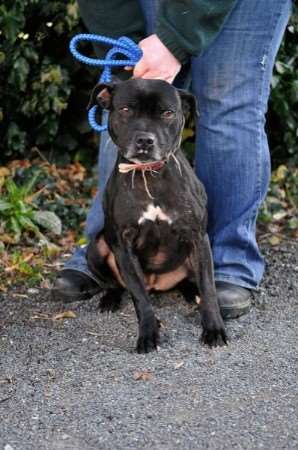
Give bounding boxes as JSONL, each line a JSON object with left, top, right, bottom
{"left": 275, "top": 164, "right": 288, "bottom": 181}
{"left": 0, "top": 234, "right": 17, "bottom": 244}
{"left": 195, "top": 295, "right": 201, "bottom": 304}
{"left": 0, "top": 167, "right": 10, "bottom": 190}
{"left": 133, "top": 370, "right": 153, "bottom": 381}
{"left": 42, "top": 241, "right": 61, "bottom": 258}
{"left": 5, "top": 253, "right": 34, "bottom": 272}
{"left": 8, "top": 159, "right": 31, "bottom": 173}
{"left": 39, "top": 279, "right": 51, "bottom": 289}
{"left": 27, "top": 288, "right": 39, "bottom": 295}
{"left": 158, "top": 319, "right": 165, "bottom": 329}
{"left": 174, "top": 361, "right": 184, "bottom": 370}
{"left": 0, "top": 377, "right": 13, "bottom": 385}
{"left": 53, "top": 310, "right": 76, "bottom": 320}
{"left": 272, "top": 210, "right": 287, "bottom": 221}
{"left": 269, "top": 235, "right": 281, "bottom": 246}
{"left": 4, "top": 444, "right": 15, "bottom": 450}
{"left": 47, "top": 369, "right": 56, "bottom": 380}
{"left": 86, "top": 331, "right": 101, "bottom": 337}
{"left": 12, "top": 293, "right": 29, "bottom": 299}
{"left": 31, "top": 313, "right": 51, "bottom": 320}
{"left": 182, "top": 128, "right": 194, "bottom": 140}
{"left": 0, "top": 167, "right": 10, "bottom": 177}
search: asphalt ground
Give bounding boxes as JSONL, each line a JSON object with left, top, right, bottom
{"left": 0, "top": 242, "right": 297, "bottom": 450}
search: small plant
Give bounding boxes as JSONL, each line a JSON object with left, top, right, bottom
{"left": 0, "top": 171, "right": 62, "bottom": 243}
{"left": 0, "top": 159, "right": 94, "bottom": 291}
{"left": 258, "top": 165, "right": 298, "bottom": 244}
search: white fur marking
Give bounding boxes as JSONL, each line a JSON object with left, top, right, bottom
{"left": 138, "top": 204, "right": 172, "bottom": 225}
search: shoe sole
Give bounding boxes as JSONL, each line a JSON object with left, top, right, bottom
{"left": 220, "top": 303, "right": 251, "bottom": 320}
{"left": 51, "top": 286, "right": 101, "bottom": 303}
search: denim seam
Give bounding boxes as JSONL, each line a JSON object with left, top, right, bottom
{"left": 214, "top": 273, "right": 258, "bottom": 291}
{"left": 243, "top": 0, "right": 288, "bottom": 281}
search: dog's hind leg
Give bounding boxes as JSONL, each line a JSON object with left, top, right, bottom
{"left": 177, "top": 279, "right": 199, "bottom": 304}
{"left": 99, "top": 287, "right": 124, "bottom": 313}
{"left": 114, "top": 228, "right": 160, "bottom": 353}
{"left": 191, "top": 234, "right": 227, "bottom": 347}
{"left": 87, "top": 237, "right": 121, "bottom": 287}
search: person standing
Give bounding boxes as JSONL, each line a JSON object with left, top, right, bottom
{"left": 52, "top": 0, "right": 293, "bottom": 319}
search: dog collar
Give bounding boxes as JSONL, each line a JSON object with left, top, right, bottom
{"left": 118, "top": 160, "right": 166, "bottom": 174}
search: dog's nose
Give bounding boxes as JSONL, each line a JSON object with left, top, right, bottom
{"left": 135, "top": 132, "right": 155, "bottom": 153}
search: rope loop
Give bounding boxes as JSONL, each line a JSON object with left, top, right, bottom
{"left": 69, "top": 34, "right": 142, "bottom": 132}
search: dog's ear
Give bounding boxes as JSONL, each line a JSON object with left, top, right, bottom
{"left": 87, "top": 81, "right": 117, "bottom": 111}
{"left": 178, "top": 90, "right": 199, "bottom": 119}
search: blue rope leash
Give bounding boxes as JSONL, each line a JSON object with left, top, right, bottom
{"left": 69, "top": 33, "right": 142, "bottom": 132}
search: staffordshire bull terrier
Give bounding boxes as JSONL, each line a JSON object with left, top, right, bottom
{"left": 86, "top": 78, "right": 227, "bottom": 353}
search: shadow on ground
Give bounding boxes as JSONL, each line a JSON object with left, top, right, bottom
{"left": 0, "top": 243, "right": 297, "bottom": 450}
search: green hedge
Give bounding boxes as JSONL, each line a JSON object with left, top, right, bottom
{"left": 0, "top": 0, "right": 96, "bottom": 164}
{"left": 267, "top": 10, "right": 298, "bottom": 167}
{"left": 0, "top": 1, "right": 297, "bottom": 166}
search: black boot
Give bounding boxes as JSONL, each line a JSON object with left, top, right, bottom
{"left": 51, "top": 269, "right": 101, "bottom": 302}
{"left": 216, "top": 281, "right": 251, "bottom": 319}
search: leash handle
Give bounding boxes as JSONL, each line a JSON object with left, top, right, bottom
{"left": 69, "top": 34, "right": 142, "bottom": 132}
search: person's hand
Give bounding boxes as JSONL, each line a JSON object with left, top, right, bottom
{"left": 127, "top": 34, "right": 181, "bottom": 84}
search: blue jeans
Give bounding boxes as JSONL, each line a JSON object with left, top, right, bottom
{"left": 65, "top": 0, "right": 292, "bottom": 289}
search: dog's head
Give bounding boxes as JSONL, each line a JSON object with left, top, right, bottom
{"left": 88, "top": 78, "right": 198, "bottom": 163}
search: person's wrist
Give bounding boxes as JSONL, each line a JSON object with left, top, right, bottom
{"left": 155, "top": 29, "right": 189, "bottom": 65}
{"left": 132, "top": 34, "right": 181, "bottom": 83}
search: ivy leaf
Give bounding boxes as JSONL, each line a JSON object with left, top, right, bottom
{"left": 0, "top": 6, "right": 25, "bottom": 43}
{"left": 32, "top": 210, "right": 62, "bottom": 235}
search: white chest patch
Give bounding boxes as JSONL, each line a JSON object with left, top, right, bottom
{"left": 138, "top": 204, "right": 172, "bottom": 225}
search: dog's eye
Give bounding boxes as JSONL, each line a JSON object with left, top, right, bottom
{"left": 161, "top": 110, "right": 175, "bottom": 119}
{"left": 119, "top": 106, "right": 130, "bottom": 113}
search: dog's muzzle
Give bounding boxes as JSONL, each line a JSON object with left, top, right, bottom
{"left": 131, "top": 131, "right": 156, "bottom": 160}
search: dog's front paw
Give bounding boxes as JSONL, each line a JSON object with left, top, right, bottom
{"left": 136, "top": 318, "right": 160, "bottom": 354}
{"left": 201, "top": 317, "right": 228, "bottom": 348}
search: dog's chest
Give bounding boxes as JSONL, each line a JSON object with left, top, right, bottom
{"left": 138, "top": 203, "right": 173, "bottom": 226}
{"left": 135, "top": 202, "right": 190, "bottom": 273}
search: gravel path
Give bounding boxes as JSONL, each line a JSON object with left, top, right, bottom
{"left": 0, "top": 243, "right": 297, "bottom": 450}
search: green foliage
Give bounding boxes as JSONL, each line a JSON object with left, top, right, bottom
{"left": 0, "top": 170, "right": 62, "bottom": 243}
{"left": 0, "top": 2, "right": 297, "bottom": 167}
{"left": 0, "top": 159, "right": 95, "bottom": 290}
{"left": 258, "top": 165, "right": 298, "bottom": 242}
{"left": 0, "top": 0, "right": 96, "bottom": 163}
{"left": 0, "top": 159, "right": 96, "bottom": 243}
{"left": 267, "top": 10, "right": 298, "bottom": 167}
{"left": 7, "top": 250, "right": 42, "bottom": 282}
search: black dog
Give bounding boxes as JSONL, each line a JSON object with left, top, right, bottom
{"left": 87, "top": 78, "right": 227, "bottom": 353}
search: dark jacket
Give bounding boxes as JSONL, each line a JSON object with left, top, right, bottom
{"left": 78, "top": 0, "right": 236, "bottom": 63}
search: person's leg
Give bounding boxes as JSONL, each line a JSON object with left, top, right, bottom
{"left": 52, "top": 111, "right": 118, "bottom": 300}
{"left": 191, "top": 0, "right": 292, "bottom": 313}
{"left": 52, "top": 2, "right": 158, "bottom": 300}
